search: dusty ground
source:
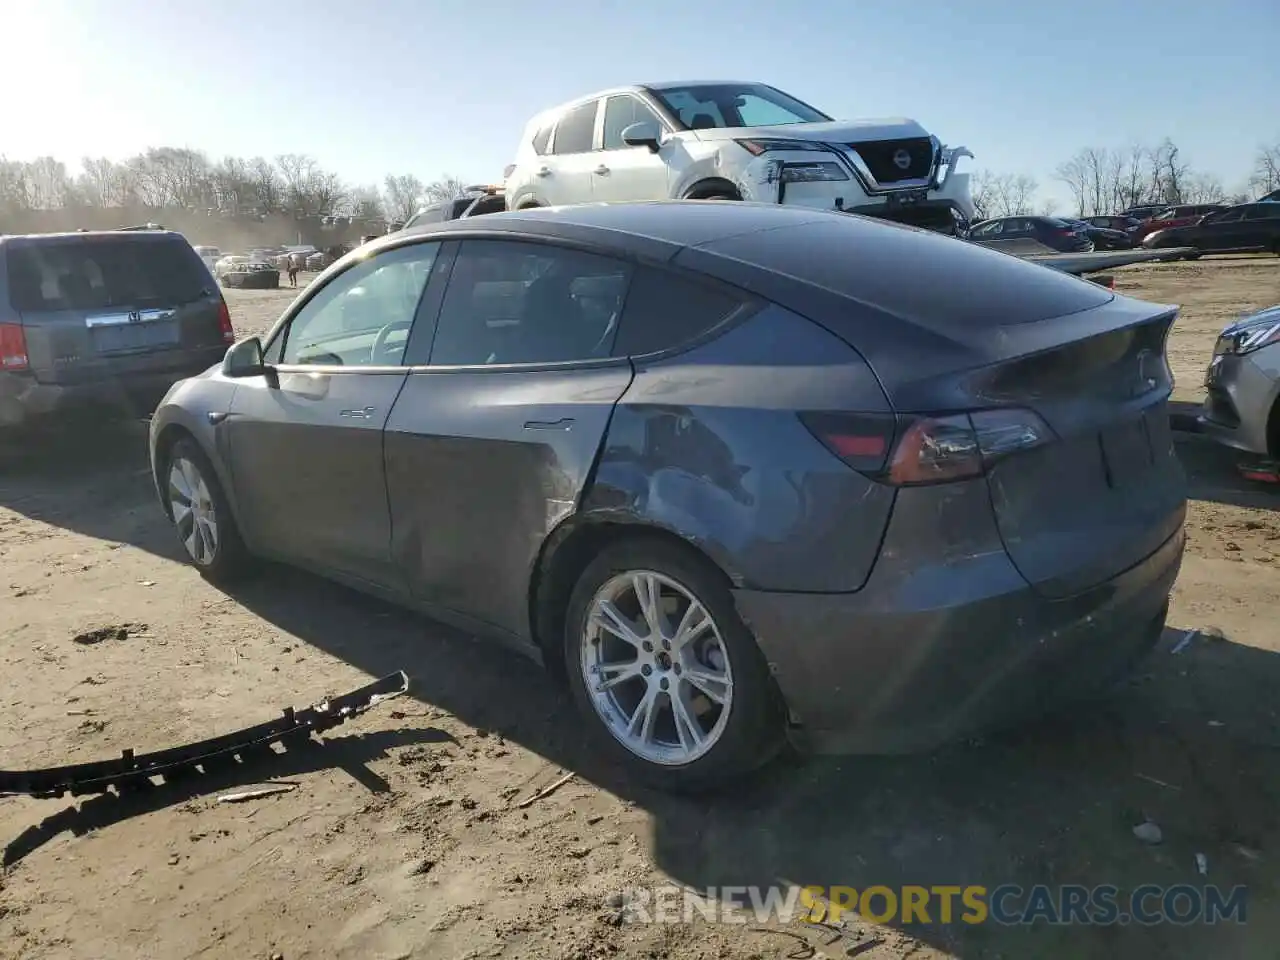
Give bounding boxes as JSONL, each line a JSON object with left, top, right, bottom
{"left": 2, "top": 258, "right": 1280, "bottom": 960}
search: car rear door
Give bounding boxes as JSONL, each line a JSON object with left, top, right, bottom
{"left": 6, "top": 233, "right": 226, "bottom": 387}
{"left": 537, "top": 100, "right": 602, "bottom": 206}
{"left": 383, "top": 238, "right": 635, "bottom": 643}
{"left": 224, "top": 240, "right": 443, "bottom": 591}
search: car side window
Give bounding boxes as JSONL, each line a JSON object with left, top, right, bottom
{"left": 277, "top": 242, "right": 440, "bottom": 367}
{"left": 531, "top": 123, "right": 553, "bottom": 155}
{"left": 971, "top": 221, "right": 1002, "bottom": 237}
{"left": 1213, "top": 208, "right": 1246, "bottom": 223}
{"left": 601, "top": 96, "right": 665, "bottom": 150}
{"left": 1243, "top": 205, "right": 1273, "bottom": 220}
{"left": 428, "top": 240, "right": 631, "bottom": 366}
{"left": 613, "top": 266, "right": 747, "bottom": 356}
{"left": 552, "top": 101, "right": 599, "bottom": 155}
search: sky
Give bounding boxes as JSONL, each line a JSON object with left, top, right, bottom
{"left": 3, "top": 0, "right": 1276, "bottom": 210}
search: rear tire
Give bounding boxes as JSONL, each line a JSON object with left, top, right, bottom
{"left": 1183, "top": 248, "right": 1202, "bottom": 260}
{"left": 160, "top": 437, "right": 250, "bottom": 582}
{"left": 562, "top": 538, "right": 784, "bottom": 793}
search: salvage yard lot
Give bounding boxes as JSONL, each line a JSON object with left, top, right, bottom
{"left": 2, "top": 257, "right": 1280, "bottom": 960}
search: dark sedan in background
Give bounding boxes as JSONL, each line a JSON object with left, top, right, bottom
{"left": 148, "top": 202, "right": 1185, "bottom": 791}
{"left": 1063, "top": 218, "right": 1133, "bottom": 250}
{"left": 219, "top": 260, "right": 280, "bottom": 289}
{"left": 1143, "top": 202, "right": 1280, "bottom": 257}
{"left": 1086, "top": 215, "right": 1144, "bottom": 236}
{"left": 968, "top": 215, "right": 1094, "bottom": 252}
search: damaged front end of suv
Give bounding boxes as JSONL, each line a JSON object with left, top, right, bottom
{"left": 727, "top": 133, "right": 975, "bottom": 236}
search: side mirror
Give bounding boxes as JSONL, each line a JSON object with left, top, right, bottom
{"left": 222, "top": 336, "right": 267, "bottom": 378}
{"left": 621, "top": 121, "right": 662, "bottom": 153}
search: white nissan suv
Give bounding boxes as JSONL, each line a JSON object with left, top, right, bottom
{"left": 503, "top": 80, "right": 975, "bottom": 234}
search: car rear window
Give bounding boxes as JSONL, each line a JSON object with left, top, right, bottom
{"left": 688, "top": 216, "right": 1113, "bottom": 332}
{"left": 6, "top": 236, "right": 210, "bottom": 312}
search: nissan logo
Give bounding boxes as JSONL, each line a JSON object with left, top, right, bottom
{"left": 893, "top": 149, "right": 912, "bottom": 170}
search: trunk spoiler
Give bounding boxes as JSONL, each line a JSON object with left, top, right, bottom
{"left": 0, "top": 671, "right": 409, "bottom": 799}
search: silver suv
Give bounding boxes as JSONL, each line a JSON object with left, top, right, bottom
{"left": 503, "top": 80, "right": 974, "bottom": 234}
{"left": 0, "top": 229, "right": 234, "bottom": 429}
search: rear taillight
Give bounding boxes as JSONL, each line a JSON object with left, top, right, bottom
{"left": 800, "top": 408, "right": 1052, "bottom": 486}
{"left": 1089, "top": 275, "right": 1116, "bottom": 289}
{"left": 217, "top": 298, "right": 235, "bottom": 343}
{"left": 0, "top": 322, "right": 29, "bottom": 371}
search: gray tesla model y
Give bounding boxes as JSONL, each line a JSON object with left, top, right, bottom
{"left": 149, "top": 201, "right": 1187, "bottom": 791}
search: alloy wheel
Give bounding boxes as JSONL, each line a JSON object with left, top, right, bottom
{"left": 580, "top": 570, "right": 734, "bottom": 765}
{"left": 168, "top": 456, "right": 219, "bottom": 566}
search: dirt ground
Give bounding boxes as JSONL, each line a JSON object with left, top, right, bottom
{"left": 2, "top": 257, "right": 1280, "bottom": 960}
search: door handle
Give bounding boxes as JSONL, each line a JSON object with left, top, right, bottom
{"left": 535, "top": 167, "right": 552, "bottom": 177}
{"left": 339, "top": 406, "right": 376, "bottom": 420}
{"left": 594, "top": 165, "right": 610, "bottom": 176}
{"left": 523, "top": 418, "right": 575, "bottom": 431}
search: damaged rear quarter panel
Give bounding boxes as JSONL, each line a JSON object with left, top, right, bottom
{"left": 581, "top": 303, "right": 897, "bottom": 593}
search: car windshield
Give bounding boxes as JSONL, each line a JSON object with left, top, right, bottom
{"left": 649, "top": 83, "right": 831, "bottom": 129}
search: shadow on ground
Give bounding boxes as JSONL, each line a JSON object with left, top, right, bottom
{"left": 213, "top": 562, "right": 1280, "bottom": 959}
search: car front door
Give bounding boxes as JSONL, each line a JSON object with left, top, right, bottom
{"left": 224, "top": 240, "right": 443, "bottom": 590}
{"left": 1196, "top": 207, "right": 1248, "bottom": 251}
{"left": 537, "top": 99, "right": 602, "bottom": 206}
{"left": 383, "top": 238, "right": 635, "bottom": 644}
{"left": 592, "top": 94, "right": 672, "bottom": 201}
{"left": 1240, "top": 204, "right": 1280, "bottom": 250}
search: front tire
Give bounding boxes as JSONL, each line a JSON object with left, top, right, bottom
{"left": 162, "top": 437, "right": 249, "bottom": 582}
{"left": 563, "top": 538, "right": 784, "bottom": 792}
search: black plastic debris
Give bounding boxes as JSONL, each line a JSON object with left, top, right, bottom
{"left": 0, "top": 671, "right": 409, "bottom": 799}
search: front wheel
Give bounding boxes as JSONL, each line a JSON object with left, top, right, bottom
{"left": 563, "top": 539, "right": 784, "bottom": 792}
{"left": 162, "top": 438, "right": 249, "bottom": 581}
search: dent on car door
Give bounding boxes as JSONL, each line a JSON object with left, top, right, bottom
{"left": 383, "top": 238, "right": 636, "bottom": 644}
{"left": 224, "top": 241, "right": 444, "bottom": 589}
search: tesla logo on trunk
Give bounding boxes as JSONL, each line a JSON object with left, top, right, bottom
{"left": 893, "top": 149, "right": 912, "bottom": 170}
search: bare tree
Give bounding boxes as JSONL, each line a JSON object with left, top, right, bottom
{"left": 423, "top": 175, "right": 469, "bottom": 203}
{"left": 1148, "top": 138, "right": 1189, "bottom": 205}
{"left": 1251, "top": 142, "right": 1280, "bottom": 197}
{"left": 0, "top": 157, "right": 31, "bottom": 211}
{"left": 25, "top": 156, "right": 74, "bottom": 209}
{"left": 339, "top": 185, "right": 385, "bottom": 221}
{"left": 247, "top": 157, "right": 282, "bottom": 215}
{"left": 383, "top": 174, "right": 424, "bottom": 221}
{"left": 77, "top": 156, "right": 129, "bottom": 207}
{"left": 275, "top": 153, "right": 345, "bottom": 216}
{"left": 1182, "top": 172, "right": 1227, "bottom": 204}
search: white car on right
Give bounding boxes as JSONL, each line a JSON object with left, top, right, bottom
{"left": 503, "top": 80, "right": 975, "bottom": 235}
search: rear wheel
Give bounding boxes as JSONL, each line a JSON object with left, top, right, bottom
{"left": 563, "top": 538, "right": 784, "bottom": 792}
{"left": 1183, "top": 247, "right": 1202, "bottom": 260}
{"left": 162, "top": 437, "right": 249, "bottom": 581}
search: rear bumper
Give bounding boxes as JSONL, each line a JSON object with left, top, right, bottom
{"left": 0, "top": 348, "right": 225, "bottom": 428}
{"left": 733, "top": 526, "right": 1184, "bottom": 755}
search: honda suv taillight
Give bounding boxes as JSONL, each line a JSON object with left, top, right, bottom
{"left": 0, "top": 322, "right": 29, "bottom": 371}
{"left": 217, "top": 298, "right": 235, "bottom": 343}
{"left": 800, "top": 408, "right": 1053, "bottom": 486}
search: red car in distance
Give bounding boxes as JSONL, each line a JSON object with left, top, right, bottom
{"left": 1132, "top": 204, "right": 1229, "bottom": 241}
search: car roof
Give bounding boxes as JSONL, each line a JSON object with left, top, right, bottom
{"left": 396, "top": 200, "right": 838, "bottom": 257}
{"left": 0, "top": 229, "right": 188, "bottom": 245}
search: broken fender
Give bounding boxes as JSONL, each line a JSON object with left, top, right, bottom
{"left": 0, "top": 671, "right": 409, "bottom": 799}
